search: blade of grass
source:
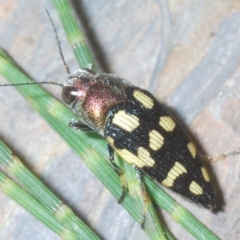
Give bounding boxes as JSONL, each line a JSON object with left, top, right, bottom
{"left": 0, "top": 140, "right": 101, "bottom": 240}
{"left": 51, "top": 0, "right": 97, "bottom": 71}
{"left": 0, "top": 170, "right": 78, "bottom": 240}
{"left": 118, "top": 157, "right": 168, "bottom": 240}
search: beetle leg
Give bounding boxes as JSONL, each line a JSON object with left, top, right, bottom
{"left": 107, "top": 144, "right": 127, "bottom": 203}
{"left": 134, "top": 166, "right": 150, "bottom": 229}
{"left": 200, "top": 148, "right": 240, "bottom": 162}
{"left": 69, "top": 119, "right": 93, "bottom": 131}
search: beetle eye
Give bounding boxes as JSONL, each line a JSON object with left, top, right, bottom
{"left": 61, "top": 86, "right": 78, "bottom": 104}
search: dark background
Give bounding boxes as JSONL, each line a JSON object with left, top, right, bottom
{"left": 0, "top": 0, "right": 240, "bottom": 239}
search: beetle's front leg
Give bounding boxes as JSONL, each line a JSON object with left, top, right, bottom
{"left": 107, "top": 144, "right": 127, "bottom": 203}
{"left": 69, "top": 119, "right": 93, "bottom": 131}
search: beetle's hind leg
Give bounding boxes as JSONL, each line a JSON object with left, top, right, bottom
{"left": 134, "top": 166, "right": 150, "bottom": 229}
{"left": 107, "top": 144, "right": 127, "bottom": 203}
{"left": 201, "top": 148, "right": 240, "bottom": 162}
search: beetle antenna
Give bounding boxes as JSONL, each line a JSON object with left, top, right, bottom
{"left": 0, "top": 82, "right": 64, "bottom": 87}
{"left": 46, "top": 9, "right": 70, "bottom": 74}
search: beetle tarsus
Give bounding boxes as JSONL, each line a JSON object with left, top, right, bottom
{"left": 118, "top": 187, "right": 126, "bottom": 204}
{"left": 69, "top": 120, "right": 92, "bottom": 131}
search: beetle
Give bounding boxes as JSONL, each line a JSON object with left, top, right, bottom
{"left": 61, "top": 67, "right": 216, "bottom": 210}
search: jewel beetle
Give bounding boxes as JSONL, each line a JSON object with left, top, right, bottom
{"left": 61, "top": 68, "right": 216, "bottom": 209}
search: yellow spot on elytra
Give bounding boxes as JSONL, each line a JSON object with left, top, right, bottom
{"left": 116, "top": 149, "right": 144, "bottom": 168}
{"left": 159, "top": 116, "right": 176, "bottom": 132}
{"left": 137, "top": 147, "right": 155, "bottom": 167}
{"left": 161, "top": 162, "right": 187, "bottom": 187}
{"left": 133, "top": 90, "right": 154, "bottom": 109}
{"left": 201, "top": 167, "right": 210, "bottom": 182}
{"left": 112, "top": 110, "right": 139, "bottom": 132}
{"left": 116, "top": 147, "right": 155, "bottom": 168}
{"left": 188, "top": 142, "right": 197, "bottom": 158}
{"left": 106, "top": 136, "right": 115, "bottom": 147}
{"left": 106, "top": 135, "right": 155, "bottom": 168}
{"left": 149, "top": 130, "right": 164, "bottom": 151}
{"left": 189, "top": 181, "right": 203, "bottom": 195}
